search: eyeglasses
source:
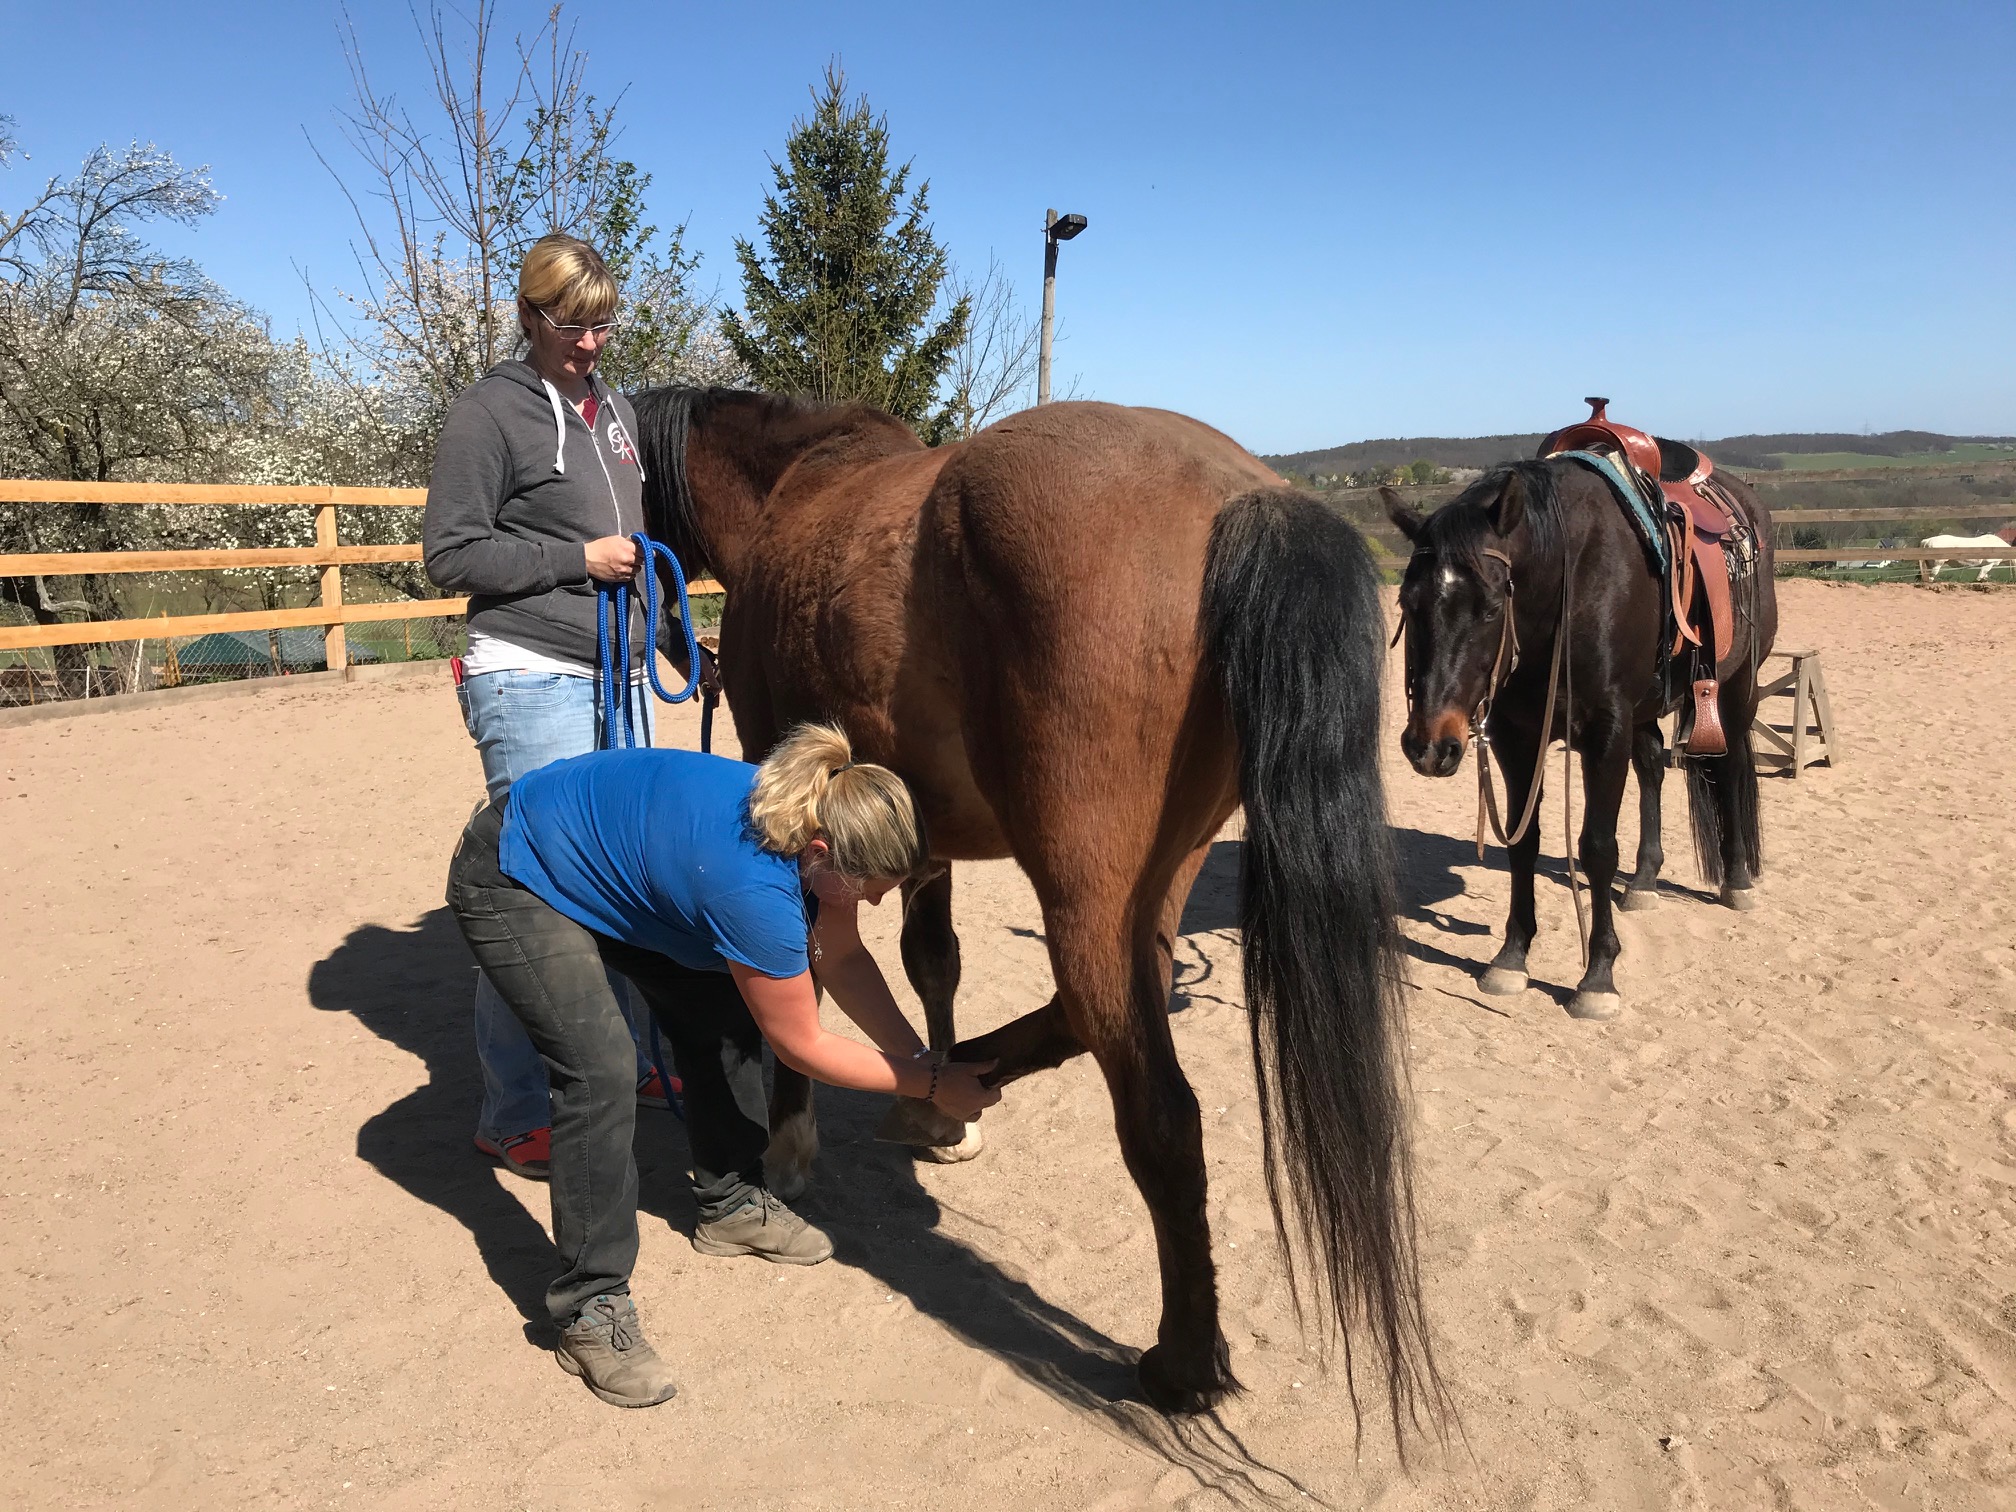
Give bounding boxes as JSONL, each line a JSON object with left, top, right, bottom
{"left": 536, "top": 305, "right": 619, "bottom": 339}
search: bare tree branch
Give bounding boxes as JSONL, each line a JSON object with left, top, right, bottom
{"left": 942, "top": 256, "right": 1040, "bottom": 439}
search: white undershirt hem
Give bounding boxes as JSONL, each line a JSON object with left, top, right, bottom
{"left": 461, "top": 629, "right": 616, "bottom": 680}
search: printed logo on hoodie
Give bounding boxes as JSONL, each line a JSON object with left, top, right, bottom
{"left": 606, "top": 414, "right": 638, "bottom": 466}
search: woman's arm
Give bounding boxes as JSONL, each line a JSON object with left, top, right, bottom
{"left": 728, "top": 962, "right": 997, "bottom": 1119}
{"left": 805, "top": 900, "right": 927, "bottom": 1059}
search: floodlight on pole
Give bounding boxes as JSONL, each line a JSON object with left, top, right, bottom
{"left": 1039, "top": 208, "right": 1089, "bottom": 404}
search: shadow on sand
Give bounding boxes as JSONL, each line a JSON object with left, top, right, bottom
{"left": 310, "top": 909, "right": 1321, "bottom": 1508}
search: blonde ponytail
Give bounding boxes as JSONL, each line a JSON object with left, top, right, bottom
{"left": 747, "top": 723, "right": 927, "bottom": 881}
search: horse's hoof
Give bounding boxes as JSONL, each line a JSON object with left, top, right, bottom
{"left": 1720, "top": 886, "right": 1758, "bottom": 912}
{"left": 915, "top": 1120, "right": 985, "bottom": 1164}
{"left": 874, "top": 1096, "right": 970, "bottom": 1150}
{"left": 1137, "top": 1343, "right": 1238, "bottom": 1416}
{"left": 1480, "top": 966, "right": 1529, "bottom": 996}
{"left": 1619, "top": 888, "right": 1659, "bottom": 912}
{"left": 763, "top": 1110, "right": 818, "bottom": 1202}
{"left": 1567, "top": 990, "right": 1623, "bottom": 1021}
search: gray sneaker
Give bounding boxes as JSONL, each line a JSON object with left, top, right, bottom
{"left": 692, "top": 1191, "right": 834, "bottom": 1265}
{"left": 555, "top": 1294, "right": 679, "bottom": 1408}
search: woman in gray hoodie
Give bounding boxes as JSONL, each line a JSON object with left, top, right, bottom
{"left": 423, "top": 233, "right": 669, "bottom": 1178}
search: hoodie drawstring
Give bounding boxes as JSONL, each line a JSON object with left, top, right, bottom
{"left": 540, "top": 379, "right": 570, "bottom": 474}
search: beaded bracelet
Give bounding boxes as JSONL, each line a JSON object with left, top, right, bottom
{"left": 914, "top": 1048, "right": 946, "bottom": 1102}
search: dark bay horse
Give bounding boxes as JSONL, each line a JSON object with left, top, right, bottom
{"left": 1387, "top": 460, "right": 1777, "bottom": 1020}
{"left": 633, "top": 388, "right": 1441, "bottom": 1429}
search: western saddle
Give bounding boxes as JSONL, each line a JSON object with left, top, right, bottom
{"left": 1539, "top": 398, "right": 1757, "bottom": 757}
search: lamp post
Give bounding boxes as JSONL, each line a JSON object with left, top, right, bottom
{"left": 1038, "top": 208, "right": 1088, "bottom": 404}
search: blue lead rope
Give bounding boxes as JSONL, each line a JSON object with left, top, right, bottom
{"left": 595, "top": 532, "right": 704, "bottom": 750}
{"left": 595, "top": 530, "right": 706, "bottom": 1122}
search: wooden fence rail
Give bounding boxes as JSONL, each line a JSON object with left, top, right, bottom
{"left": 0, "top": 476, "right": 2008, "bottom": 679}
{"left": 0, "top": 482, "right": 722, "bottom": 669}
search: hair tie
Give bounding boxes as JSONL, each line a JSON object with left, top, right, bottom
{"left": 828, "top": 761, "right": 856, "bottom": 778}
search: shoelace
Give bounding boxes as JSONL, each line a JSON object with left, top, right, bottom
{"left": 589, "top": 1297, "right": 637, "bottom": 1352}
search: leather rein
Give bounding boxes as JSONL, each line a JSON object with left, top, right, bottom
{"left": 1398, "top": 540, "right": 1590, "bottom": 964}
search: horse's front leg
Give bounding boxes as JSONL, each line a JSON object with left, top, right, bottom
{"left": 1481, "top": 727, "right": 1543, "bottom": 996}
{"left": 1620, "top": 719, "right": 1667, "bottom": 910}
{"left": 764, "top": 1069, "right": 818, "bottom": 1201}
{"left": 1568, "top": 721, "right": 1633, "bottom": 1020}
{"left": 875, "top": 867, "right": 986, "bottom": 1161}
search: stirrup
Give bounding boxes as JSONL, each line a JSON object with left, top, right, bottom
{"left": 1685, "top": 678, "right": 1727, "bottom": 756}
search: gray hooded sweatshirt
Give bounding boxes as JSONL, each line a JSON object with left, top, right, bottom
{"left": 423, "top": 359, "right": 653, "bottom": 670}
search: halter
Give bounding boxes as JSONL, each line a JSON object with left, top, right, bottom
{"left": 1397, "top": 536, "right": 1590, "bottom": 964}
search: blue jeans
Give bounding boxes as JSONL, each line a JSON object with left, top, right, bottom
{"left": 457, "top": 669, "right": 655, "bottom": 1140}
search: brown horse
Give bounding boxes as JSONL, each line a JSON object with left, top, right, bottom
{"left": 633, "top": 389, "right": 1440, "bottom": 1430}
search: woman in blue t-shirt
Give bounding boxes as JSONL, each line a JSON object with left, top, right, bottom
{"left": 445, "top": 722, "right": 998, "bottom": 1409}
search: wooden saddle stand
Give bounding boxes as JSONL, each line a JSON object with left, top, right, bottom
{"left": 1540, "top": 398, "right": 1753, "bottom": 757}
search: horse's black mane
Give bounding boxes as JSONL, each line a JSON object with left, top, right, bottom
{"left": 1412, "top": 459, "right": 1565, "bottom": 576}
{"left": 628, "top": 385, "right": 918, "bottom": 574}
{"left": 629, "top": 385, "right": 712, "bottom": 570}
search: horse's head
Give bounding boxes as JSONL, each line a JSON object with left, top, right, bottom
{"left": 1386, "top": 469, "right": 1538, "bottom": 779}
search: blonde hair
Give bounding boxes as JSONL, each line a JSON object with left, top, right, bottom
{"left": 517, "top": 233, "right": 619, "bottom": 328}
{"left": 747, "top": 724, "right": 927, "bottom": 882}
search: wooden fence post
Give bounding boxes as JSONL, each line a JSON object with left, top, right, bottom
{"left": 316, "top": 503, "right": 347, "bottom": 674}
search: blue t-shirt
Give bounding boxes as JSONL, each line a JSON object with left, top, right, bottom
{"left": 497, "top": 748, "right": 811, "bottom": 977}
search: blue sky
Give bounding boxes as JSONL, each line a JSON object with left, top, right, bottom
{"left": 3, "top": 1, "right": 2011, "bottom": 453}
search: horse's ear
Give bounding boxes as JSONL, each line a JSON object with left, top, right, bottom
{"left": 1381, "top": 486, "right": 1423, "bottom": 542}
{"left": 1490, "top": 473, "right": 1528, "bottom": 537}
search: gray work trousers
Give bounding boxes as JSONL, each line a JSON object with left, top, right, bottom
{"left": 445, "top": 798, "right": 770, "bottom": 1325}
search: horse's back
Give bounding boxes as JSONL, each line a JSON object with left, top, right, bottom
{"left": 929, "top": 402, "right": 1281, "bottom": 626}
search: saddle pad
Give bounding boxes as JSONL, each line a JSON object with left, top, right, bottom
{"left": 1555, "top": 450, "right": 1668, "bottom": 576}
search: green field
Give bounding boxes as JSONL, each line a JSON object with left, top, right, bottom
{"left": 1768, "top": 445, "right": 2016, "bottom": 471}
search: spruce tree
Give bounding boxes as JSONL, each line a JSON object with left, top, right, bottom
{"left": 724, "top": 65, "right": 969, "bottom": 438}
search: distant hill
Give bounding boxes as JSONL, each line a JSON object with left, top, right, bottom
{"left": 1266, "top": 430, "right": 2016, "bottom": 477}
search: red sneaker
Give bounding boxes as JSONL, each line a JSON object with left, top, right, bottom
{"left": 636, "top": 1068, "right": 684, "bottom": 1111}
{"left": 474, "top": 1127, "right": 551, "bottom": 1180}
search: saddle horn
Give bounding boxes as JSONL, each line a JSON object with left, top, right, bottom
{"left": 1583, "top": 396, "right": 1610, "bottom": 421}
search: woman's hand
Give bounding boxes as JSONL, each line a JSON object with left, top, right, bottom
{"left": 930, "top": 1058, "right": 1000, "bottom": 1121}
{"left": 583, "top": 534, "right": 642, "bottom": 583}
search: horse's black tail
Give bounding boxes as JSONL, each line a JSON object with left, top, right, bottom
{"left": 1684, "top": 686, "right": 1764, "bottom": 887}
{"left": 1200, "top": 489, "right": 1446, "bottom": 1453}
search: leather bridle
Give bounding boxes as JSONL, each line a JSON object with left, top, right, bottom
{"left": 1397, "top": 537, "right": 1590, "bottom": 964}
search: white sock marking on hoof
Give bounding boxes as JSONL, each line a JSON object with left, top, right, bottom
{"left": 917, "top": 1121, "right": 985, "bottom": 1164}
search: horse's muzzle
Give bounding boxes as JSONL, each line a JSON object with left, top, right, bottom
{"left": 1401, "top": 710, "right": 1469, "bottom": 778}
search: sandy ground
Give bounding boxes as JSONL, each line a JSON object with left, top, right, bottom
{"left": 2, "top": 578, "right": 2013, "bottom": 1511}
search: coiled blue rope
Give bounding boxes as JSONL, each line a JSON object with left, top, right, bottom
{"left": 595, "top": 532, "right": 704, "bottom": 751}
{"left": 595, "top": 530, "right": 706, "bottom": 1121}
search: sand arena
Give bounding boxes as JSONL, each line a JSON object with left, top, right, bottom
{"left": 2, "top": 578, "right": 2012, "bottom": 1510}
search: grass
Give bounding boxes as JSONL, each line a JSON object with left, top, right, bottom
{"left": 1768, "top": 445, "right": 2016, "bottom": 471}
{"left": 1778, "top": 563, "right": 2016, "bottom": 585}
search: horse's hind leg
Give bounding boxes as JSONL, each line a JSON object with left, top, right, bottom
{"left": 1712, "top": 665, "right": 1765, "bottom": 910}
{"left": 1621, "top": 720, "right": 1667, "bottom": 910}
{"left": 944, "top": 843, "right": 1210, "bottom": 1085}
{"left": 1046, "top": 843, "right": 1232, "bottom": 1412}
